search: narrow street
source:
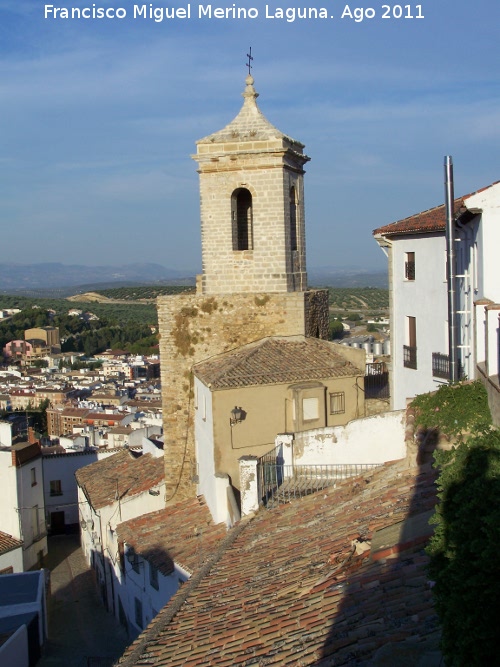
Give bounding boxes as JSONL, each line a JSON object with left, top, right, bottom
{"left": 38, "top": 535, "right": 129, "bottom": 667}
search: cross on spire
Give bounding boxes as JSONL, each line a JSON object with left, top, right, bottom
{"left": 246, "top": 47, "right": 253, "bottom": 75}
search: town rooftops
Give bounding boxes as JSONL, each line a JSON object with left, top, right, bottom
{"left": 193, "top": 336, "right": 363, "bottom": 390}
{"left": 116, "top": 496, "right": 226, "bottom": 577}
{"left": 373, "top": 180, "right": 500, "bottom": 238}
{"left": 75, "top": 450, "right": 164, "bottom": 510}
{"left": 118, "top": 457, "right": 439, "bottom": 667}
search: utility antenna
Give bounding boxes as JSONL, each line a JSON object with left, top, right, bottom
{"left": 246, "top": 47, "right": 253, "bottom": 75}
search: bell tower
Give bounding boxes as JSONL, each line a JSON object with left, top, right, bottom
{"left": 159, "top": 70, "right": 329, "bottom": 505}
{"left": 193, "top": 75, "right": 309, "bottom": 294}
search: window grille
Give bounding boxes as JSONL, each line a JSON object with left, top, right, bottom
{"left": 329, "top": 391, "right": 345, "bottom": 414}
{"left": 403, "top": 345, "right": 417, "bottom": 369}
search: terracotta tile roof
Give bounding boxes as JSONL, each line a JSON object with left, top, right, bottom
{"left": 373, "top": 198, "right": 465, "bottom": 237}
{"left": 56, "top": 408, "right": 90, "bottom": 418}
{"left": 119, "top": 458, "right": 439, "bottom": 667}
{"left": 0, "top": 531, "right": 23, "bottom": 555}
{"left": 84, "top": 412, "right": 128, "bottom": 422}
{"left": 116, "top": 496, "right": 227, "bottom": 576}
{"left": 75, "top": 450, "right": 164, "bottom": 510}
{"left": 194, "top": 336, "right": 363, "bottom": 390}
{"left": 373, "top": 179, "right": 500, "bottom": 238}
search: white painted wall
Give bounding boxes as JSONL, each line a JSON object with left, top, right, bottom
{"left": 0, "top": 545, "right": 23, "bottom": 573}
{"left": 43, "top": 450, "right": 98, "bottom": 530}
{"left": 194, "top": 379, "right": 218, "bottom": 518}
{"left": 0, "top": 449, "right": 19, "bottom": 539}
{"left": 77, "top": 476, "right": 166, "bottom": 613}
{"left": 16, "top": 457, "right": 47, "bottom": 570}
{"left": 389, "top": 234, "right": 449, "bottom": 409}
{"left": 291, "top": 410, "right": 407, "bottom": 466}
{"left": 466, "top": 183, "right": 500, "bottom": 302}
{"left": 0, "top": 442, "right": 47, "bottom": 570}
{"left": 0, "top": 421, "right": 12, "bottom": 446}
{"left": 114, "top": 545, "right": 188, "bottom": 639}
{"left": 0, "top": 624, "right": 29, "bottom": 667}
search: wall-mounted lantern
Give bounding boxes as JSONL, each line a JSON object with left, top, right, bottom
{"left": 230, "top": 406, "right": 244, "bottom": 426}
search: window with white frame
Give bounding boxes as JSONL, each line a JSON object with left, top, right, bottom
{"left": 30, "top": 467, "right": 37, "bottom": 486}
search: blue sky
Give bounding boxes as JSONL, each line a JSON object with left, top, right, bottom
{"left": 0, "top": 0, "right": 499, "bottom": 273}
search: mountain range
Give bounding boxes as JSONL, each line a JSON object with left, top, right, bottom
{"left": 0, "top": 262, "right": 387, "bottom": 294}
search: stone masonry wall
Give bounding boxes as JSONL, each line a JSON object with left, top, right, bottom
{"left": 197, "top": 145, "right": 307, "bottom": 295}
{"left": 158, "top": 289, "right": 329, "bottom": 503}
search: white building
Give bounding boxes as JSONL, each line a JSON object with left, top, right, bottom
{"left": 114, "top": 496, "right": 226, "bottom": 639}
{"left": 76, "top": 450, "right": 165, "bottom": 613}
{"left": 0, "top": 531, "right": 23, "bottom": 574}
{"left": 0, "top": 422, "right": 47, "bottom": 570}
{"left": 42, "top": 449, "right": 98, "bottom": 534}
{"left": 374, "top": 180, "right": 500, "bottom": 419}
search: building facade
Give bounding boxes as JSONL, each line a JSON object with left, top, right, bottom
{"left": 374, "top": 180, "right": 500, "bottom": 418}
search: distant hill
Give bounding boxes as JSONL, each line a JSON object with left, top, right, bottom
{"left": 0, "top": 263, "right": 197, "bottom": 295}
{"left": 308, "top": 266, "right": 388, "bottom": 288}
{"left": 0, "top": 262, "right": 195, "bottom": 287}
{"left": 0, "top": 262, "right": 387, "bottom": 296}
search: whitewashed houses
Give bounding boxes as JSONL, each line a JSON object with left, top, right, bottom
{"left": 374, "top": 179, "right": 500, "bottom": 420}
{"left": 114, "top": 496, "right": 226, "bottom": 639}
{"left": 0, "top": 422, "right": 47, "bottom": 570}
{"left": 75, "top": 450, "right": 165, "bottom": 613}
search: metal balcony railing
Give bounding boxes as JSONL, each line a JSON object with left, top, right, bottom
{"left": 432, "top": 352, "right": 450, "bottom": 379}
{"left": 403, "top": 345, "right": 417, "bottom": 369}
{"left": 257, "top": 461, "right": 381, "bottom": 509}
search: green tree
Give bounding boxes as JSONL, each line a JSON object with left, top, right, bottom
{"left": 329, "top": 318, "right": 344, "bottom": 340}
{"left": 427, "top": 428, "right": 500, "bottom": 665}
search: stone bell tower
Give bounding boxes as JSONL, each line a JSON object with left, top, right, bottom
{"left": 158, "top": 73, "right": 329, "bottom": 505}
{"left": 194, "top": 75, "right": 309, "bottom": 294}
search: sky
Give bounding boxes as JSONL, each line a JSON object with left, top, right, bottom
{"left": 0, "top": 0, "right": 499, "bottom": 274}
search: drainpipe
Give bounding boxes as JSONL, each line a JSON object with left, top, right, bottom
{"left": 444, "top": 156, "right": 459, "bottom": 382}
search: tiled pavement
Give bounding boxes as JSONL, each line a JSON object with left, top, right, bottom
{"left": 38, "top": 534, "right": 129, "bottom": 667}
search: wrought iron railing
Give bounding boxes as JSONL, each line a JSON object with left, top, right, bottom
{"left": 432, "top": 352, "right": 450, "bottom": 379}
{"left": 405, "top": 260, "right": 415, "bottom": 281}
{"left": 432, "top": 353, "right": 465, "bottom": 381}
{"left": 365, "top": 362, "right": 390, "bottom": 399}
{"left": 403, "top": 345, "right": 417, "bottom": 369}
{"left": 257, "top": 461, "right": 380, "bottom": 509}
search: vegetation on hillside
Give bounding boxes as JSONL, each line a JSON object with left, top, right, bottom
{"left": 412, "top": 382, "right": 499, "bottom": 665}
{"left": 0, "top": 299, "right": 158, "bottom": 356}
{"left": 94, "top": 285, "right": 195, "bottom": 300}
{"left": 325, "top": 287, "right": 388, "bottom": 311}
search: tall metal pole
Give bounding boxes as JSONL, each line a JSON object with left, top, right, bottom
{"left": 444, "top": 156, "right": 458, "bottom": 382}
